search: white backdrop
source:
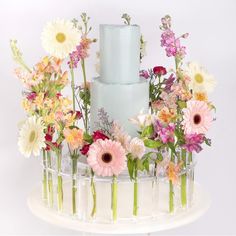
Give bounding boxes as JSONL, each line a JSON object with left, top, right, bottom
{"left": 0, "top": 0, "right": 235, "bottom": 235}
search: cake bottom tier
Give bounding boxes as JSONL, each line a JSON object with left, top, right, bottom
{"left": 90, "top": 77, "right": 149, "bottom": 136}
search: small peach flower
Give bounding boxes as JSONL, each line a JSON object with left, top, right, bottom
{"left": 158, "top": 107, "right": 176, "bottom": 123}
{"left": 167, "top": 161, "right": 182, "bottom": 184}
{"left": 151, "top": 100, "right": 165, "bottom": 111}
{"left": 63, "top": 128, "right": 84, "bottom": 151}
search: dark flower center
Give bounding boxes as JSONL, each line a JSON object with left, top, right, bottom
{"left": 101, "top": 153, "right": 113, "bottom": 163}
{"left": 193, "top": 114, "right": 201, "bottom": 125}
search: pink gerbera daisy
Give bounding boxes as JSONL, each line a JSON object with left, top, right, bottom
{"left": 182, "top": 100, "right": 212, "bottom": 134}
{"left": 87, "top": 139, "right": 126, "bottom": 177}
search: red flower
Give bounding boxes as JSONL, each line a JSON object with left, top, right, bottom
{"left": 52, "top": 142, "right": 61, "bottom": 149}
{"left": 26, "top": 92, "right": 37, "bottom": 101}
{"left": 56, "top": 93, "right": 62, "bottom": 99}
{"left": 45, "top": 133, "right": 53, "bottom": 151}
{"left": 153, "top": 66, "right": 167, "bottom": 76}
{"left": 76, "top": 111, "right": 82, "bottom": 120}
{"left": 80, "top": 144, "right": 90, "bottom": 155}
{"left": 92, "top": 130, "right": 109, "bottom": 142}
{"left": 47, "top": 126, "right": 55, "bottom": 136}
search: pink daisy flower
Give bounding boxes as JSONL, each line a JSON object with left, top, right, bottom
{"left": 182, "top": 100, "right": 212, "bottom": 134}
{"left": 87, "top": 139, "right": 126, "bottom": 177}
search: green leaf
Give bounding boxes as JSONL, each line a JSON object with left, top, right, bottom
{"left": 143, "top": 158, "right": 150, "bottom": 172}
{"left": 167, "top": 142, "right": 177, "bottom": 155}
{"left": 144, "top": 139, "right": 162, "bottom": 149}
{"left": 177, "top": 100, "right": 187, "bottom": 109}
{"left": 141, "top": 125, "right": 154, "bottom": 138}
{"left": 127, "top": 155, "right": 134, "bottom": 180}
{"left": 137, "top": 158, "right": 144, "bottom": 171}
{"left": 83, "top": 133, "right": 93, "bottom": 144}
{"left": 204, "top": 137, "right": 211, "bottom": 146}
{"left": 156, "top": 152, "right": 163, "bottom": 162}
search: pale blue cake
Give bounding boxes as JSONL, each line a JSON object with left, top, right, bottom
{"left": 90, "top": 24, "right": 149, "bottom": 136}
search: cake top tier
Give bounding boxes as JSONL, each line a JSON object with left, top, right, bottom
{"left": 100, "top": 24, "right": 140, "bottom": 84}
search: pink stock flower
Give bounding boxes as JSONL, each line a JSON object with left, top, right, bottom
{"left": 68, "top": 37, "right": 92, "bottom": 68}
{"left": 161, "top": 29, "right": 186, "bottom": 58}
{"left": 87, "top": 139, "right": 126, "bottom": 177}
{"left": 183, "top": 133, "right": 205, "bottom": 153}
{"left": 154, "top": 120, "right": 175, "bottom": 144}
{"left": 160, "top": 15, "right": 188, "bottom": 58}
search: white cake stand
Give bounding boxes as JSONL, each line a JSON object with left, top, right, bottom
{"left": 27, "top": 183, "right": 210, "bottom": 235}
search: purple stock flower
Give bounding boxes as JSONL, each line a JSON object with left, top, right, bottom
{"left": 154, "top": 120, "right": 175, "bottom": 144}
{"left": 182, "top": 133, "right": 205, "bottom": 153}
{"left": 139, "top": 70, "right": 150, "bottom": 79}
{"left": 164, "top": 73, "right": 175, "bottom": 92}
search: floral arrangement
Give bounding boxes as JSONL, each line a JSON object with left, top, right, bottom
{"left": 11, "top": 13, "right": 216, "bottom": 220}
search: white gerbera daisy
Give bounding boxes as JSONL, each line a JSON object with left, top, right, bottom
{"left": 185, "top": 62, "right": 216, "bottom": 93}
{"left": 18, "top": 116, "right": 46, "bottom": 158}
{"left": 41, "top": 19, "right": 80, "bottom": 59}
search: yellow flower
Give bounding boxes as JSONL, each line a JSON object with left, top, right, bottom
{"left": 194, "top": 91, "right": 208, "bottom": 102}
{"left": 21, "top": 99, "right": 32, "bottom": 112}
{"left": 60, "top": 97, "right": 72, "bottom": 109}
{"left": 57, "top": 71, "right": 69, "bottom": 86}
{"left": 34, "top": 92, "right": 44, "bottom": 110}
{"left": 43, "top": 112, "right": 55, "bottom": 125}
{"left": 44, "top": 98, "right": 53, "bottom": 109}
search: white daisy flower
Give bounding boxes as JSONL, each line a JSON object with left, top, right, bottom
{"left": 41, "top": 19, "right": 80, "bottom": 59}
{"left": 18, "top": 116, "right": 46, "bottom": 158}
{"left": 185, "top": 62, "right": 216, "bottom": 93}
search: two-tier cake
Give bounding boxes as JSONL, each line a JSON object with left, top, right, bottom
{"left": 90, "top": 25, "right": 149, "bottom": 136}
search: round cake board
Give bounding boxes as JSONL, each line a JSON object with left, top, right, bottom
{"left": 27, "top": 183, "right": 210, "bottom": 235}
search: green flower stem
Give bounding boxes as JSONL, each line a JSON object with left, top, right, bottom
{"left": 112, "top": 175, "right": 118, "bottom": 221}
{"left": 81, "top": 58, "right": 88, "bottom": 133}
{"left": 72, "top": 157, "right": 78, "bottom": 215}
{"left": 42, "top": 149, "right": 48, "bottom": 202}
{"left": 47, "top": 151, "right": 54, "bottom": 208}
{"left": 169, "top": 150, "right": 174, "bottom": 213}
{"left": 133, "top": 166, "right": 138, "bottom": 216}
{"left": 181, "top": 149, "right": 187, "bottom": 208}
{"left": 188, "top": 152, "right": 194, "bottom": 204}
{"left": 90, "top": 171, "right": 97, "bottom": 218}
{"left": 70, "top": 66, "right": 76, "bottom": 112}
{"left": 56, "top": 150, "right": 63, "bottom": 212}
{"left": 169, "top": 180, "right": 174, "bottom": 213}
